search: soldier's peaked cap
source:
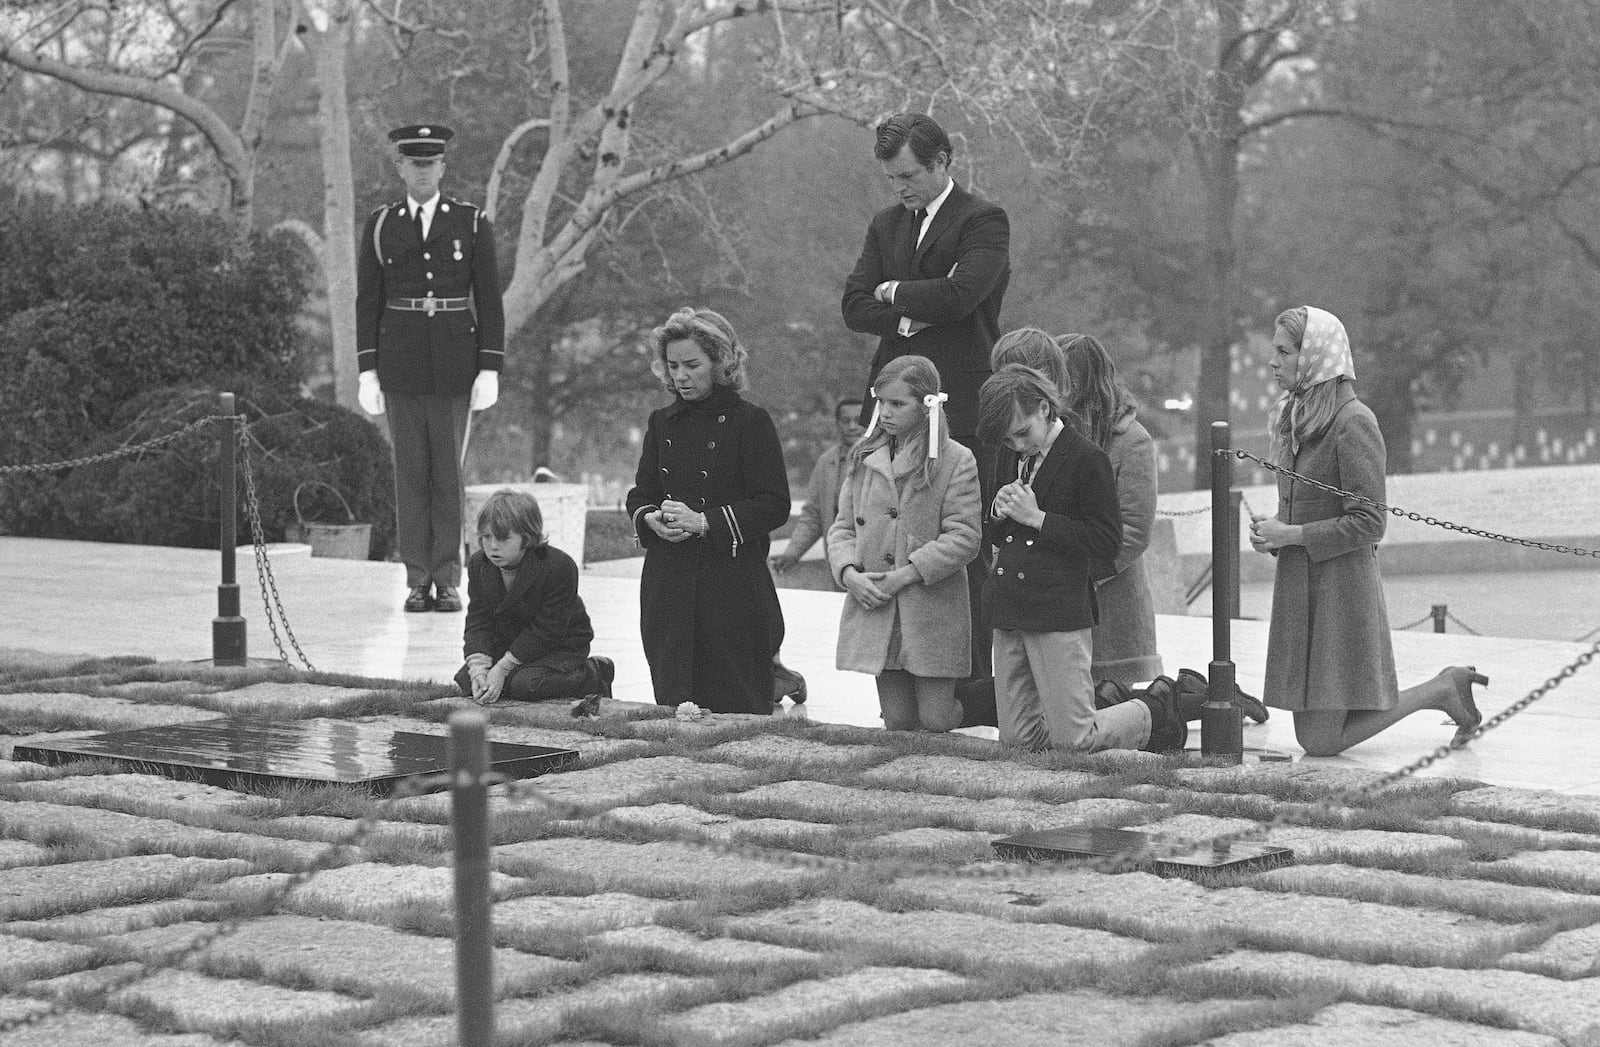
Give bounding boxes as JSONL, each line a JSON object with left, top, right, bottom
{"left": 389, "top": 124, "right": 454, "bottom": 157}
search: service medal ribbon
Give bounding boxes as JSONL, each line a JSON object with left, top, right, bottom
{"left": 452, "top": 238, "right": 463, "bottom": 261}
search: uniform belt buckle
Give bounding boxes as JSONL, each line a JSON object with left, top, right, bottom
{"left": 423, "top": 293, "right": 437, "bottom": 317}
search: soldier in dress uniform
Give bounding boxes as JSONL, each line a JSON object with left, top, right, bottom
{"left": 356, "top": 123, "right": 505, "bottom": 613}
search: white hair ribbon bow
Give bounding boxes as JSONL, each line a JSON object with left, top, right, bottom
{"left": 924, "top": 391, "right": 948, "bottom": 458}
{"left": 861, "top": 399, "right": 882, "bottom": 442}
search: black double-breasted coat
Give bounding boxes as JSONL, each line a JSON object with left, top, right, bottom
{"left": 625, "top": 384, "right": 790, "bottom": 713}
{"left": 981, "top": 425, "right": 1120, "bottom": 634}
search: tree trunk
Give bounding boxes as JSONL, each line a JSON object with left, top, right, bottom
{"left": 306, "top": 3, "right": 359, "bottom": 412}
{"left": 522, "top": 321, "right": 557, "bottom": 473}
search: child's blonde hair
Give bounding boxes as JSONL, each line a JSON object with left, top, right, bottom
{"left": 476, "top": 488, "right": 548, "bottom": 550}
{"left": 852, "top": 355, "right": 945, "bottom": 490}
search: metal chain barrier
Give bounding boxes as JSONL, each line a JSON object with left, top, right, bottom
{"left": 0, "top": 415, "right": 226, "bottom": 474}
{"left": 1156, "top": 505, "right": 1212, "bottom": 517}
{"left": 1394, "top": 612, "right": 1435, "bottom": 631}
{"left": 235, "top": 418, "right": 316, "bottom": 672}
{"left": 1443, "top": 609, "right": 1483, "bottom": 636}
{"left": 1224, "top": 447, "right": 1600, "bottom": 560}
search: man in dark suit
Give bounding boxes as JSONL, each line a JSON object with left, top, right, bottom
{"left": 356, "top": 124, "right": 505, "bottom": 613}
{"left": 842, "top": 113, "right": 1010, "bottom": 446}
{"left": 842, "top": 112, "right": 1010, "bottom": 679}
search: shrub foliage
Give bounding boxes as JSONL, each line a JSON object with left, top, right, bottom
{"left": 0, "top": 198, "right": 392, "bottom": 556}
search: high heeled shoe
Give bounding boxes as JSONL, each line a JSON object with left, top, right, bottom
{"left": 1439, "top": 665, "right": 1488, "bottom": 747}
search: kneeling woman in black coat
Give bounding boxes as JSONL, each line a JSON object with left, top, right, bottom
{"left": 625, "top": 308, "right": 790, "bottom": 713}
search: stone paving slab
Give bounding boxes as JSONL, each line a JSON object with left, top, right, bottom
{"left": 1184, "top": 949, "right": 1600, "bottom": 1043}
{"left": 656, "top": 966, "right": 969, "bottom": 1047}
{"left": 190, "top": 681, "right": 378, "bottom": 715}
{"left": 1500, "top": 923, "right": 1600, "bottom": 978}
{"left": 0, "top": 692, "right": 221, "bottom": 731}
{"left": 0, "top": 800, "right": 332, "bottom": 868}
{"left": 0, "top": 838, "right": 52, "bottom": 869}
{"left": 767, "top": 989, "right": 1243, "bottom": 1046}
{"left": 856, "top": 754, "right": 1100, "bottom": 798}
{"left": 578, "top": 801, "right": 844, "bottom": 850}
{"left": 730, "top": 779, "right": 1153, "bottom": 835}
{"left": 1426, "top": 814, "right": 1600, "bottom": 851}
{"left": 0, "top": 756, "right": 53, "bottom": 780}
{"left": 1125, "top": 811, "right": 1470, "bottom": 862}
{"left": 187, "top": 914, "right": 576, "bottom": 1004}
{"left": 497, "top": 838, "right": 832, "bottom": 895}
{"left": 108, "top": 967, "right": 374, "bottom": 1036}
{"left": 590, "top": 924, "right": 821, "bottom": 969}
{"left": 388, "top": 755, "right": 757, "bottom": 819}
{"left": 1198, "top": 1002, "right": 1565, "bottom": 1046}
{"left": 4, "top": 773, "right": 266, "bottom": 819}
{"left": 855, "top": 827, "right": 995, "bottom": 861}
{"left": 245, "top": 862, "right": 519, "bottom": 919}
{"left": 0, "top": 855, "right": 250, "bottom": 922}
{"left": 493, "top": 892, "right": 675, "bottom": 938}
{"left": 7, "top": 899, "right": 227, "bottom": 940}
{"left": 729, "top": 898, "right": 1156, "bottom": 974}
{"left": 1450, "top": 787, "right": 1600, "bottom": 831}
{"left": 1252, "top": 863, "right": 1600, "bottom": 920}
{"left": 706, "top": 735, "right": 895, "bottom": 772}
{"left": 1, "top": 1011, "right": 247, "bottom": 1046}
{"left": 1487, "top": 849, "right": 1600, "bottom": 891}
{"left": 892, "top": 867, "right": 1528, "bottom": 963}
{"left": 0, "top": 933, "right": 96, "bottom": 982}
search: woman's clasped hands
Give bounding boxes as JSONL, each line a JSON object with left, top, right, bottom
{"left": 648, "top": 498, "right": 707, "bottom": 543}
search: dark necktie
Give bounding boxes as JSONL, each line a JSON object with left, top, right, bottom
{"left": 413, "top": 206, "right": 425, "bottom": 242}
{"left": 910, "top": 208, "right": 926, "bottom": 250}
{"left": 1020, "top": 453, "right": 1040, "bottom": 486}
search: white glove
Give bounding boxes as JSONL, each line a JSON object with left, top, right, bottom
{"left": 358, "top": 371, "right": 385, "bottom": 416}
{"left": 470, "top": 370, "right": 499, "bottom": 411}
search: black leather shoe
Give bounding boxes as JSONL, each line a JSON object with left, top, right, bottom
{"left": 1138, "top": 676, "right": 1188, "bottom": 753}
{"left": 403, "top": 584, "right": 433, "bottom": 612}
{"left": 1176, "top": 667, "right": 1269, "bottom": 724}
{"left": 1094, "top": 678, "right": 1133, "bottom": 709}
{"left": 585, "top": 655, "right": 615, "bottom": 700}
{"left": 955, "top": 676, "right": 998, "bottom": 729}
{"left": 433, "top": 586, "right": 462, "bottom": 613}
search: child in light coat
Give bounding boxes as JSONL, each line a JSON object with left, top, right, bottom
{"left": 827, "top": 356, "right": 981, "bottom": 732}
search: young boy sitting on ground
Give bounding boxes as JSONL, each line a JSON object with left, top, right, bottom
{"left": 455, "top": 488, "right": 614, "bottom": 705}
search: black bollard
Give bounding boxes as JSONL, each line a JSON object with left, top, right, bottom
{"left": 1201, "top": 421, "right": 1243, "bottom": 763}
{"left": 450, "top": 709, "right": 495, "bottom": 1047}
{"left": 212, "top": 392, "right": 247, "bottom": 666}
{"left": 1432, "top": 604, "right": 1447, "bottom": 633}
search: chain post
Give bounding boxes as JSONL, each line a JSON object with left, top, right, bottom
{"left": 1203, "top": 422, "right": 1244, "bottom": 762}
{"left": 1432, "top": 604, "right": 1447, "bottom": 633}
{"left": 212, "top": 392, "right": 247, "bottom": 665}
{"left": 450, "top": 709, "right": 495, "bottom": 1047}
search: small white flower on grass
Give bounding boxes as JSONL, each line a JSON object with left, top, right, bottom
{"left": 675, "top": 702, "right": 708, "bottom": 722}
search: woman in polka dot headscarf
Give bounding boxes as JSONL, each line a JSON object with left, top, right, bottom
{"left": 1250, "top": 306, "right": 1486, "bottom": 756}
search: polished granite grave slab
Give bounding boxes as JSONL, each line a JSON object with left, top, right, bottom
{"left": 992, "top": 826, "right": 1294, "bottom": 876}
{"left": 12, "top": 717, "right": 577, "bottom": 796}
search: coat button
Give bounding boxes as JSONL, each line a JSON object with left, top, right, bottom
{"left": 883, "top": 553, "right": 894, "bottom": 564}
{"left": 660, "top": 467, "right": 669, "bottom": 474}
{"left": 996, "top": 567, "right": 1005, "bottom": 575}
{"left": 1025, "top": 539, "right": 1034, "bottom": 546}
{"left": 425, "top": 271, "right": 434, "bottom": 279}
{"left": 708, "top": 441, "right": 716, "bottom": 449}
{"left": 697, "top": 498, "right": 706, "bottom": 507}
{"left": 1005, "top": 535, "right": 1013, "bottom": 543}
{"left": 1017, "top": 571, "right": 1026, "bottom": 579}
{"left": 423, "top": 252, "right": 431, "bottom": 260}
{"left": 699, "top": 470, "right": 708, "bottom": 479}
{"left": 856, "top": 517, "right": 865, "bottom": 525}
{"left": 665, "top": 438, "right": 672, "bottom": 447}
{"left": 717, "top": 415, "right": 726, "bottom": 423}
{"left": 888, "top": 508, "right": 899, "bottom": 519}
